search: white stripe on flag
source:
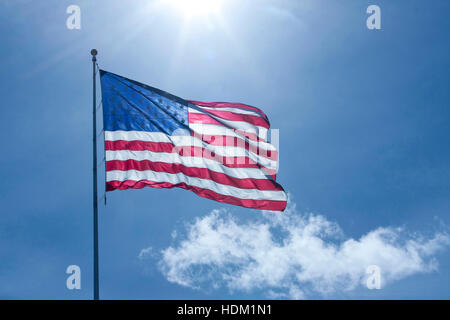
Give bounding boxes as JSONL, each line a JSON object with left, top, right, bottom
{"left": 106, "top": 149, "right": 276, "bottom": 178}
{"left": 189, "top": 107, "right": 269, "bottom": 138}
{"left": 106, "top": 169, "right": 287, "bottom": 201}
{"left": 189, "top": 123, "right": 268, "bottom": 141}
{"left": 104, "top": 130, "right": 277, "bottom": 169}
{"left": 190, "top": 105, "right": 263, "bottom": 117}
{"left": 105, "top": 130, "right": 276, "bottom": 152}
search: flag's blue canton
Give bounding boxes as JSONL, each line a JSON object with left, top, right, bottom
{"left": 100, "top": 70, "right": 188, "bottom": 135}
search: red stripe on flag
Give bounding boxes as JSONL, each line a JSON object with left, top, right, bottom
{"left": 196, "top": 134, "right": 277, "bottom": 159}
{"left": 105, "top": 141, "right": 276, "bottom": 172}
{"left": 106, "top": 160, "right": 282, "bottom": 191}
{"left": 106, "top": 180, "right": 287, "bottom": 211}
{"left": 188, "top": 100, "right": 269, "bottom": 121}
{"left": 105, "top": 140, "right": 174, "bottom": 153}
{"left": 189, "top": 124, "right": 266, "bottom": 142}
{"left": 105, "top": 140, "right": 277, "bottom": 161}
{"left": 189, "top": 110, "right": 270, "bottom": 129}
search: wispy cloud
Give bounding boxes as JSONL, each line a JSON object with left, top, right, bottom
{"left": 263, "top": 5, "right": 303, "bottom": 26}
{"left": 140, "top": 202, "right": 449, "bottom": 299}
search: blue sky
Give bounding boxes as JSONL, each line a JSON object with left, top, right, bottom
{"left": 0, "top": 0, "right": 449, "bottom": 299}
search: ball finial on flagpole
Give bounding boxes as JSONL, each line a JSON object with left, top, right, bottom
{"left": 91, "top": 49, "right": 98, "bottom": 62}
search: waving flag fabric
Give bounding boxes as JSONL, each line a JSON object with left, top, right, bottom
{"left": 100, "top": 70, "right": 287, "bottom": 211}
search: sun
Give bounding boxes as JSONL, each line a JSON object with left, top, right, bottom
{"left": 164, "top": 0, "right": 223, "bottom": 17}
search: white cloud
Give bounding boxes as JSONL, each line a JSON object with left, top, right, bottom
{"left": 138, "top": 247, "right": 154, "bottom": 260}
{"left": 140, "top": 202, "right": 450, "bottom": 299}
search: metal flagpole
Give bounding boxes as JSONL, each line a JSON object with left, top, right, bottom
{"left": 91, "top": 49, "right": 99, "bottom": 300}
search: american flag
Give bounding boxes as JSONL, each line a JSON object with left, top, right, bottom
{"left": 100, "top": 70, "right": 287, "bottom": 211}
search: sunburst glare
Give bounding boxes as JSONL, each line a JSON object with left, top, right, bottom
{"left": 163, "top": 0, "right": 223, "bottom": 17}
